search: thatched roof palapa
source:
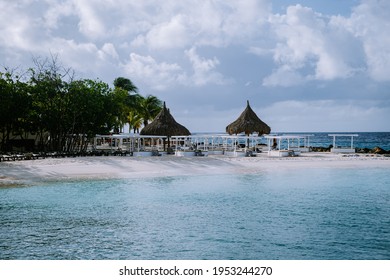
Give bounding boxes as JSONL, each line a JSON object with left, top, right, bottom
{"left": 226, "top": 100, "right": 271, "bottom": 136}
{"left": 140, "top": 102, "right": 190, "bottom": 137}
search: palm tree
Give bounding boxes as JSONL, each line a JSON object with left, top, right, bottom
{"left": 113, "top": 77, "right": 141, "bottom": 132}
{"left": 113, "top": 76, "right": 141, "bottom": 110}
{"left": 112, "top": 77, "right": 162, "bottom": 132}
{"left": 127, "top": 111, "right": 143, "bottom": 133}
{"left": 114, "top": 77, "right": 138, "bottom": 93}
{"left": 139, "top": 95, "right": 163, "bottom": 127}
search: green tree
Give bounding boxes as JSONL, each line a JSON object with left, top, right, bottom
{"left": 127, "top": 111, "right": 143, "bottom": 133}
{"left": 114, "top": 77, "right": 138, "bottom": 93}
{"left": 139, "top": 95, "right": 163, "bottom": 127}
{"left": 27, "top": 55, "right": 126, "bottom": 152}
{"left": 0, "top": 71, "right": 31, "bottom": 152}
{"left": 113, "top": 76, "right": 162, "bottom": 129}
{"left": 113, "top": 77, "right": 142, "bottom": 132}
{"left": 64, "top": 79, "right": 114, "bottom": 152}
{"left": 28, "top": 65, "right": 68, "bottom": 151}
{"left": 1, "top": 58, "right": 164, "bottom": 153}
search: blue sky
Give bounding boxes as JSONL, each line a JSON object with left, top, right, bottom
{"left": 0, "top": 0, "right": 389, "bottom": 132}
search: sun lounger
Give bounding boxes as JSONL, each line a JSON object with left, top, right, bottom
{"left": 1, "top": 155, "right": 16, "bottom": 161}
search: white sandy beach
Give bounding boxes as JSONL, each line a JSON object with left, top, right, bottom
{"left": 1, "top": 153, "right": 389, "bottom": 186}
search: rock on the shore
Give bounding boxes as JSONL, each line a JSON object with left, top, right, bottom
{"left": 370, "top": 146, "right": 388, "bottom": 154}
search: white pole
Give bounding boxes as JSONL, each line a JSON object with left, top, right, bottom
{"left": 267, "top": 138, "right": 270, "bottom": 152}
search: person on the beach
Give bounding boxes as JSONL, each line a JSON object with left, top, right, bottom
{"left": 272, "top": 138, "right": 277, "bottom": 150}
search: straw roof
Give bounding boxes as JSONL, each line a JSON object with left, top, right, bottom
{"left": 140, "top": 102, "right": 190, "bottom": 137}
{"left": 226, "top": 100, "right": 271, "bottom": 136}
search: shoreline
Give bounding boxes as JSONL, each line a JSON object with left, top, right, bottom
{"left": 1, "top": 153, "right": 389, "bottom": 187}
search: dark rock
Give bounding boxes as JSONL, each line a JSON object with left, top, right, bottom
{"left": 356, "top": 148, "right": 370, "bottom": 153}
{"left": 311, "top": 146, "right": 331, "bottom": 152}
{"left": 370, "top": 146, "right": 387, "bottom": 154}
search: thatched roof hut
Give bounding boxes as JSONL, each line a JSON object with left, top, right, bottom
{"left": 226, "top": 100, "right": 271, "bottom": 136}
{"left": 140, "top": 102, "right": 190, "bottom": 139}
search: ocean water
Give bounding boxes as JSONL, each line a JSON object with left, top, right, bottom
{"left": 300, "top": 132, "right": 390, "bottom": 150}
{"left": 1, "top": 167, "right": 389, "bottom": 260}
{"left": 199, "top": 132, "right": 390, "bottom": 150}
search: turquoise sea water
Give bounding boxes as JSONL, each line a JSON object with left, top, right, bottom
{"left": 199, "top": 132, "right": 390, "bottom": 150}
{"left": 0, "top": 167, "right": 389, "bottom": 260}
{"left": 299, "top": 132, "right": 390, "bottom": 150}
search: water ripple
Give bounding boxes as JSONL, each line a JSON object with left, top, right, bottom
{"left": 1, "top": 168, "right": 389, "bottom": 259}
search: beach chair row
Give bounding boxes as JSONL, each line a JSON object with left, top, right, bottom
{"left": 0, "top": 153, "right": 43, "bottom": 161}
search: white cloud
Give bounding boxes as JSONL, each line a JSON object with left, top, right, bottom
{"left": 262, "top": 66, "right": 306, "bottom": 87}
{"left": 136, "top": 14, "right": 189, "bottom": 49}
{"left": 122, "top": 49, "right": 230, "bottom": 90}
{"left": 264, "top": 4, "right": 358, "bottom": 86}
{"left": 185, "top": 47, "right": 230, "bottom": 86}
{"left": 43, "top": 0, "right": 75, "bottom": 29}
{"left": 129, "top": 0, "right": 270, "bottom": 49}
{"left": 37, "top": 39, "right": 121, "bottom": 80}
{"left": 170, "top": 99, "right": 390, "bottom": 133}
{"left": 99, "top": 43, "right": 119, "bottom": 60}
{"left": 262, "top": 100, "right": 390, "bottom": 132}
{"left": 341, "top": 0, "right": 390, "bottom": 81}
{"left": 73, "top": 0, "right": 106, "bottom": 39}
{"left": 122, "top": 53, "right": 185, "bottom": 90}
{"left": 218, "top": 0, "right": 270, "bottom": 42}
{"left": 1, "top": 0, "right": 389, "bottom": 132}
{"left": 0, "top": 1, "right": 42, "bottom": 52}
{"left": 262, "top": 0, "right": 390, "bottom": 87}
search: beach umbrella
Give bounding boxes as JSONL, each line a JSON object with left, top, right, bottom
{"left": 140, "top": 102, "right": 190, "bottom": 149}
{"left": 226, "top": 100, "right": 271, "bottom": 136}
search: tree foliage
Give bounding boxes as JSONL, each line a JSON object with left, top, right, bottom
{"left": 0, "top": 71, "right": 31, "bottom": 151}
{"left": 0, "top": 58, "right": 162, "bottom": 153}
{"left": 139, "top": 95, "right": 163, "bottom": 127}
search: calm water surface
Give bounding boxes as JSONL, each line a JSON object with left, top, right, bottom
{"left": 1, "top": 167, "right": 389, "bottom": 260}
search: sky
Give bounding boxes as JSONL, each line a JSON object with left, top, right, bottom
{"left": 1, "top": 0, "right": 389, "bottom": 133}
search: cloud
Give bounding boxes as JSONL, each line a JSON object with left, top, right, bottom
{"left": 130, "top": 0, "right": 270, "bottom": 49}
{"left": 263, "top": 4, "right": 361, "bottom": 87}
{"left": 342, "top": 0, "right": 390, "bottom": 81}
{"left": 4, "top": 0, "right": 388, "bottom": 90}
{"left": 185, "top": 47, "right": 230, "bottom": 86}
{"left": 73, "top": 0, "right": 107, "bottom": 39}
{"left": 0, "top": 0, "right": 43, "bottom": 52}
{"left": 134, "top": 14, "right": 189, "bottom": 49}
{"left": 34, "top": 39, "right": 121, "bottom": 81}
{"left": 122, "top": 53, "right": 185, "bottom": 91}
{"left": 43, "top": 0, "right": 75, "bottom": 29}
{"left": 169, "top": 99, "right": 390, "bottom": 133}
{"left": 99, "top": 43, "right": 119, "bottom": 60}
{"left": 262, "top": 66, "right": 306, "bottom": 87}
{"left": 122, "top": 48, "right": 230, "bottom": 90}
{"left": 261, "top": 0, "right": 390, "bottom": 87}
{"left": 261, "top": 100, "right": 390, "bottom": 132}
{"left": 1, "top": 0, "right": 389, "bottom": 132}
